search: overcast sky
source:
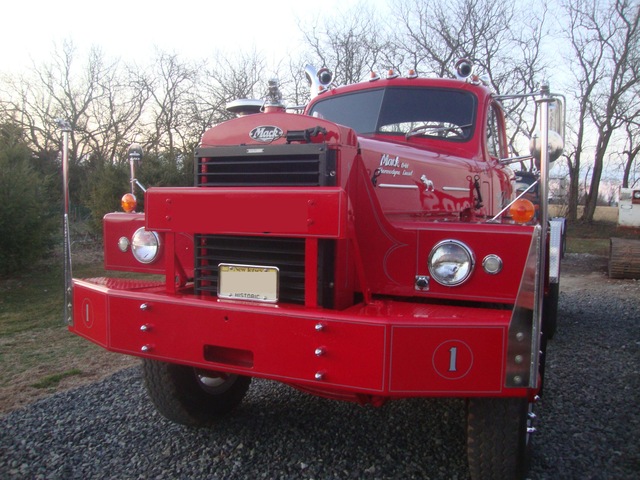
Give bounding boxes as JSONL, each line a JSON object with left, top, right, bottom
{"left": 1, "top": 0, "right": 380, "bottom": 73}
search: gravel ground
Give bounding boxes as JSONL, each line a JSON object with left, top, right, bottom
{"left": 0, "top": 254, "right": 638, "bottom": 479}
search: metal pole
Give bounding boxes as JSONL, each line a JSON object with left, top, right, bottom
{"left": 130, "top": 155, "right": 136, "bottom": 194}
{"left": 532, "top": 84, "right": 551, "bottom": 387}
{"left": 538, "top": 82, "right": 550, "bottom": 254}
{"left": 57, "top": 119, "right": 73, "bottom": 326}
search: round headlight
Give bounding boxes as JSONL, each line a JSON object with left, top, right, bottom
{"left": 428, "top": 240, "right": 475, "bottom": 286}
{"left": 131, "top": 228, "right": 160, "bottom": 264}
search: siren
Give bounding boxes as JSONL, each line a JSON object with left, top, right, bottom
{"left": 455, "top": 59, "right": 473, "bottom": 79}
{"left": 305, "top": 65, "right": 334, "bottom": 98}
{"left": 317, "top": 67, "right": 333, "bottom": 86}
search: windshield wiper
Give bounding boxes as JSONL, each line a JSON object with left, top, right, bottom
{"left": 406, "top": 123, "right": 472, "bottom": 140}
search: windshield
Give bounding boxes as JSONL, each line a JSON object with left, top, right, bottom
{"left": 309, "top": 87, "right": 476, "bottom": 141}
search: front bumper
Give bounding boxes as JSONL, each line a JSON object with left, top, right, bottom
{"left": 70, "top": 277, "right": 527, "bottom": 399}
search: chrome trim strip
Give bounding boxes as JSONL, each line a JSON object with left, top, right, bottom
{"left": 378, "top": 184, "right": 419, "bottom": 189}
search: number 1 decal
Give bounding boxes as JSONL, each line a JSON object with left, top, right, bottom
{"left": 433, "top": 340, "right": 473, "bottom": 380}
{"left": 449, "top": 346, "right": 458, "bottom": 372}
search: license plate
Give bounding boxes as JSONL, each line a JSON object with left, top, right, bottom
{"left": 218, "top": 264, "right": 279, "bottom": 303}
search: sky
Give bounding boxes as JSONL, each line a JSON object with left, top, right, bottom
{"left": 1, "top": 0, "right": 380, "bottom": 74}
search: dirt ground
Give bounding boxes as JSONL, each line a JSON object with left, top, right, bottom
{"left": 561, "top": 252, "right": 639, "bottom": 294}
{"left": 2, "top": 252, "right": 637, "bottom": 416}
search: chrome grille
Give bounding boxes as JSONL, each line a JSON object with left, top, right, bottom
{"left": 194, "top": 235, "right": 306, "bottom": 304}
{"left": 195, "top": 144, "right": 336, "bottom": 187}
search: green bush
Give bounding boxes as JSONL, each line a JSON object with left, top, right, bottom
{"left": 0, "top": 124, "right": 58, "bottom": 275}
{"left": 81, "top": 152, "right": 193, "bottom": 234}
{"left": 85, "top": 162, "right": 129, "bottom": 233}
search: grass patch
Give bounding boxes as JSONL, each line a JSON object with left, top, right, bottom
{"left": 565, "top": 221, "right": 640, "bottom": 256}
{"left": 0, "top": 246, "right": 142, "bottom": 413}
{"left": 0, "top": 257, "right": 108, "bottom": 336}
{"left": 32, "top": 368, "right": 83, "bottom": 389}
{"left": 0, "top": 262, "right": 65, "bottom": 335}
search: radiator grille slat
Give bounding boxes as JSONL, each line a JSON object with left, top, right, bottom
{"left": 194, "top": 235, "right": 307, "bottom": 305}
{"left": 195, "top": 145, "right": 335, "bottom": 187}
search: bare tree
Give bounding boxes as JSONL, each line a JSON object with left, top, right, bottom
{"left": 191, "top": 49, "right": 266, "bottom": 131}
{"left": 390, "top": 0, "right": 550, "bottom": 161}
{"left": 563, "top": 0, "right": 640, "bottom": 222}
{"left": 142, "top": 50, "right": 200, "bottom": 159}
{"left": 614, "top": 70, "right": 640, "bottom": 189}
{"left": 300, "top": 2, "right": 390, "bottom": 85}
{"left": 620, "top": 120, "right": 640, "bottom": 188}
{"left": 275, "top": 56, "right": 313, "bottom": 109}
{"left": 0, "top": 40, "right": 148, "bottom": 167}
{"left": 86, "top": 61, "right": 149, "bottom": 166}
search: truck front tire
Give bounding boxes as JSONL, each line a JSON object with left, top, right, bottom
{"left": 141, "top": 359, "right": 251, "bottom": 426}
{"left": 466, "top": 397, "right": 533, "bottom": 480}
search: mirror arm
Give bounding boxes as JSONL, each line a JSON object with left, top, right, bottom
{"left": 494, "top": 98, "right": 533, "bottom": 140}
{"left": 499, "top": 154, "right": 534, "bottom": 166}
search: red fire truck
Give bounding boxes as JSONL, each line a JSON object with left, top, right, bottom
{"left": 62, "top": 60, "right": 565, "bottom": 479}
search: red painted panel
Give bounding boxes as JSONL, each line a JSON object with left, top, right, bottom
{"left": 107, "top": 295, "right": 386, "bottom": 392}
{"left": 145, "top": 187, "right": 348, "bottom": 239}
{"left": 69, "top": 279, "right": 110, "bottom": 348}
{"left": 71, "top": 278, "right": 520, "bottom": 398}
{"left": 102, "top": 212, "right": 194, "bottom": 277}
{"left": 389, "top": 326, "right": 504, "bottom": 393}
{"left": 200, "top": 112, "right": 358, "bottom": 148}
{"left": 103, "top": 213, "right": 161, "bottom": 273}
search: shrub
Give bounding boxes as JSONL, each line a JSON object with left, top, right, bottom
{"left": 0, "top": 125, "right": 58, "bottom": 275}
{"left": 85, "top": 162, "right": 129, "bottom": 234}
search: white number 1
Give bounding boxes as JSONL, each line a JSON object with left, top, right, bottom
{"left": 449, "top": 347, "right": 458, "bottom": 372}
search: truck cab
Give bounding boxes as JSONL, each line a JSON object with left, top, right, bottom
{"left": 307, "top": 76, "right": 513, "bottom": 220}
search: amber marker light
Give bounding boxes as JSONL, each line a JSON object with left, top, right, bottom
{"left": 509, "top": 198, "right": 536, "bottom": 223}
{"left": 121, "top": 193, "right": 137, "bottom": 213}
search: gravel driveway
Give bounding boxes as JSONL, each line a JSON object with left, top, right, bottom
{"left": 1, "top": 254, "right": 638, "bottom": 479}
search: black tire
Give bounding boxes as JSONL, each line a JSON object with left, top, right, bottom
{"left": 141, "top": 359, "right": 251, "bottom": 426}
{"left": 543, "top": 282, "right": 560, "bottom": 339}
{"left": 467, "top": 397, "right": 533, "bottom": 480}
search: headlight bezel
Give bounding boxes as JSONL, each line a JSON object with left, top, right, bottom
{"left": 428, "top": 239, "right": 475, "bottom": 286}
{"left": 131, "top": 227, "right": 161, "bottom": 264}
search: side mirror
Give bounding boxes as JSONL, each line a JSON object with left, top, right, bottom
{"left": 548, "top": 97, "right": 565, "bottom": 142}
{"left": 530, "top": 97, "right": 565, "bottom": 163}
{"left": 529, "top": 130, "right": 564, "bottom": 163}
